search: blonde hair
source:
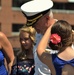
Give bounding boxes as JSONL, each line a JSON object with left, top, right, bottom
{"left": 17, "top": 25, "right": 36, "bottom": 60}
{"left": 19, "top": 25, "right": 36, "bottom": 44}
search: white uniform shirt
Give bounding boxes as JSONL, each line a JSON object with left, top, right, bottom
{"left": 33, "top": 33, "right": 51, "bottom": 75}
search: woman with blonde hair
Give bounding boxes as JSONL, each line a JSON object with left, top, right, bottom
{"left": 11, "top": 26, "right": 36, "bottom": 75}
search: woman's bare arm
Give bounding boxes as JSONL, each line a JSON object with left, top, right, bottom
{"left": 37, "top": 26, "right": 56, "bottom": 75}
{"left": 0, "top": 32, "right": 15, "bottom": 74}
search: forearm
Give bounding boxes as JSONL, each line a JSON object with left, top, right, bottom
{"left": 7, "top": 57, "right": 15, "bottom": 75}
{"left": 37, "top": 27, "right": 51, "bottom": 53}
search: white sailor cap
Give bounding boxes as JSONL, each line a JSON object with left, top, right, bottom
{"left": 21, "top": 0, "right": 53, "bottom": 26}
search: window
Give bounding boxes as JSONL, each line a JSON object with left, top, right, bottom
{"left": 0, "top": 0, "right": 1, "bottom": 6}
{"left": 71, "top": 25, "right": 74, "bottom": 30}
{"left": 12, "top": 24, "right": 24, "bottom": 35}
{"left": 12, "top": 24, "right": 24, "bottom": 32}
{"left": 12, "top": 0, "right": 32, "bottom": 7}
{"left": 52, "top": 2, "right": 74, "bottom": 10}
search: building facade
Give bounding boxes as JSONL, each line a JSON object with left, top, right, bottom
{"left": 0, "top": 0, "right": 74, "bottom": 50}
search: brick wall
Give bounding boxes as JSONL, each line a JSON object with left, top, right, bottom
{"left": 0, "top": 0, "right": 74, "bottom": 49}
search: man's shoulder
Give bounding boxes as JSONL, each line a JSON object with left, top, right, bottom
{"left": 35, "top": 33, "right": 42, "bottom": 44}
{"left": 36, "top": 33, "right": 42, "bottom": 37}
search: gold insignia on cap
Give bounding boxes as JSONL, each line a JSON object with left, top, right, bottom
{"left": 27, "top": 20, "right": 36, "bottom": 26}
{"left": 27, "top": 14, "right": 43, "bottom": 26}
